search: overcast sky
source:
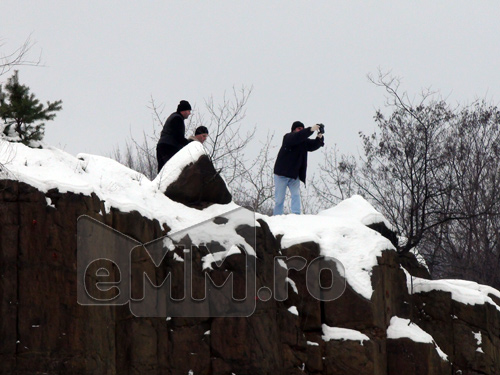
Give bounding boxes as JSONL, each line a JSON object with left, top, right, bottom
{"left": 2, "top": 1, "right": 500, "bottom": 164}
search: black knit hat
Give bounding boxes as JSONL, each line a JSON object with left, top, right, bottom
{"left": 195, "top": 126, "right": 208, "bottom": 135}
{"left": 177, "top": 100, "right": 192, "bottom": 112}
{"left": 291, "top": 121, "right": 305, "bottom": 132}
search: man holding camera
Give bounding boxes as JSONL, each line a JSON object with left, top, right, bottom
{"left": 273, "top": 121, "right": 325, "bottom": 215}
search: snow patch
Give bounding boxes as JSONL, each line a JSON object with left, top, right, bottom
{"left": 409, "top": 247, "right": 429, "bottom": 272}
{"left": 172, "top": 253, "right": 184, "bottom": 262}
{"left": 321, "top": 324, "right": 369, "bottom": 345}
{"left": 402, "top": 268, "right": 500, "bottom": 311}
{"left": 277, "top": 258, "right": 287, "bottom": 269}
{"left": 473, "top": 331, "right": 484, "bottom": 353}
{"left": 288, "top": 306, "right": 299, "bottom": 316}
{"left": 263, "top": 203, "right": 394, "bottom": 299}
{"left": 153, "top": 141, "right": 206, "bottom": 192}
{"left": 0, "top": 141, "right": 242, "bottom": 236}
{"left": 318, "top": 195, "right": 393, "bottom": 229}
{"left": 387, "top": 316, "right": 448, "bottom": 361}
{"left": 45, "top": 197, "right": 55, "bottom": 208}
{"left": 286, "top": 277, "right": 298, "bottom": 294}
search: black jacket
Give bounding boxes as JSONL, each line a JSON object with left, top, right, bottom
{"left": 273, "top": 127, "right": 324, "bottom": 184}
{"left": 158, "top": 111, "right": 189, "bottom": 150}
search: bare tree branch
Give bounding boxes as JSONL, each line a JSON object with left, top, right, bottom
{"left": 0, "top": 35, "right": 42, "bottom": 77}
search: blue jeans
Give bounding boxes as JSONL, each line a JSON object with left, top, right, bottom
{"left": 273, "top": 175, "right": 301, "bottom": 215}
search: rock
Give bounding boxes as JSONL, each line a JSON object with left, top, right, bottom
{"left": 3, "top": 179, "right": 500, "bottom": 374}
{"left": 366, "top": 220, "right": 432, "bottom": 279}
{"left": 387, "top": 338, "right": 451, "bottom": 375}
{"left": 367, "top": 221, "right": 398, "bottom": 249}
{"left": 412, "top": 289, "right": 500, "bottom": 374}
{"left": 323, "top": 338, "right": 376, "bottom": 375}
{"left": 398, "top": 251, "right": 432, "bottom": 279}
{"left": 164, "top": 154, "right": 232, "bottom": 208}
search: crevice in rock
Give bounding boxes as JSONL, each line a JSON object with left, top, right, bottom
{"left": 15, "top": 183, "right": 20, "bottom": 368}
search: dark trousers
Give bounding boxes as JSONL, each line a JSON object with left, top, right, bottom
{"left": 157, "top": 143, "right": 179, "bottom": 173}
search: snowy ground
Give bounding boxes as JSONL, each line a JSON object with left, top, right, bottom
{"left": 0, "top": 140, "right": 241, "bottom": 234}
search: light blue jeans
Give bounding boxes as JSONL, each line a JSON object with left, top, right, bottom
{"left": 273, "top": 174, "right": 301, "bottom": 215}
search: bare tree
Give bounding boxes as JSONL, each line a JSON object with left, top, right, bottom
{"left": 312, "top": 71, "right": 500, "bottom": 288}
{"left": 311, "top": 145, "right": 358, "bottom": 208}
{"left": 335, "top": 72, "right": 459, "bottom": 254}
{"left": 0, "top": 35, "right": 41, "bottom": 77}
{"left": 112, "top": 86, "right": 282, "bottom": 214}
{"left": 422, "top": 101, "right": 500, "bottom": 286}
{"left": 229, "top": 131, "right": 276, "bottom": 215}
{"left": 197, "top": 86, "right": 255, "bottom": 186}
{"left": 112, "top": 130, "right": 157, "bottom": 180}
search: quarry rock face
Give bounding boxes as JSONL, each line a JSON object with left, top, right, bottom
{"left": 1, "top": 176, "right": 500, "bottom": 374}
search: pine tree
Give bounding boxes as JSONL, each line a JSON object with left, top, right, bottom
{"left": 0, "top": 70, "right": 62, "bottom": 147}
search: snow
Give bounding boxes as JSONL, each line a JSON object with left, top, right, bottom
{"left": 402, "top": 268, "right": 500, "bottom": 311}
{"left": 172, "top": 253, "right": 184, "bottom": 262}
{"left": 0, "top": 140, "right": 243, "bottom": 236}
{"left": 45, "top": 197, "right": 55, "bottom": 208}
{"left": 473, "top": 331, "right": 484, "bottom": 353}
{"left": 1, "top": 140, "right": 399, "bottom": 301}
{"left": 288, "top": 306, "right": 299, "bottom": 315}
{"left": 5, "top": 141, "right": 500, "bottom": 364}
{"left": 202, "top": 243, "right": 247, "bottom": 271}
{"left": 276, "top": 258, "right": 287, "bottom": 269}
{"left": 0, "top": 141, "right": 259, "bottom": 275}
{"left": 409, "top": 247, "right": 430, "bottom": 272}
{"left": 6, "top": 139, "right": 500, "bottom": 319}
{"left": 321, "top": 324, "right": 369, "bottom": 345}
{"left": 286, "top": 277, "right": 298, "bottom": 294}
{"left": 318, "top": 194, "right": 393, "bottom": 230}
{"left": 153, "top": 141, "right": 206, "bottom": 191}
{"left": 262, "top": 204, "right": 395, "bottom": 299}
{"left": 387, "top": 317, "right": 448, "bottom": 361}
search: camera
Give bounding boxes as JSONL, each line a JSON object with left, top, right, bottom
{"left": 317, "top": 123, "right": 325, "bottom": 134}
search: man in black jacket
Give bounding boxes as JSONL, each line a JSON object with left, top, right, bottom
{"left": 273, "top": 121, "right": 324, "bottom": 215}
{"left": 156, "top": 100, "right": 192, "bottom": 172}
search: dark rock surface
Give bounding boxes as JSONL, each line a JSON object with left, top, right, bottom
{"left": 164, "top": 154, "right": 232, "bottom": 208}
{"left": 1, "top": 178, "right": 500, "bottom": 375}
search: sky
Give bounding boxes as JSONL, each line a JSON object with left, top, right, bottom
{"left": 2, "top": 1, "right": 500, "bottom": 164}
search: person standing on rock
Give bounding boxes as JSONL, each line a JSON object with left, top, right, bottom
{"left": 273, "top": 121, "right": 324, "bottom": 215}
{"left": 156, "top": 100, "right": 192, "bottom": 172}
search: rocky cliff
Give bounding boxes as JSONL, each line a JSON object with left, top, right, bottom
{"left": 1, "top": 142, "right": 500, "bottom": 375}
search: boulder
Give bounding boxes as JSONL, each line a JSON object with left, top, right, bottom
{"left": 164, "top": 154, "right": 232, "bottom": 208}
